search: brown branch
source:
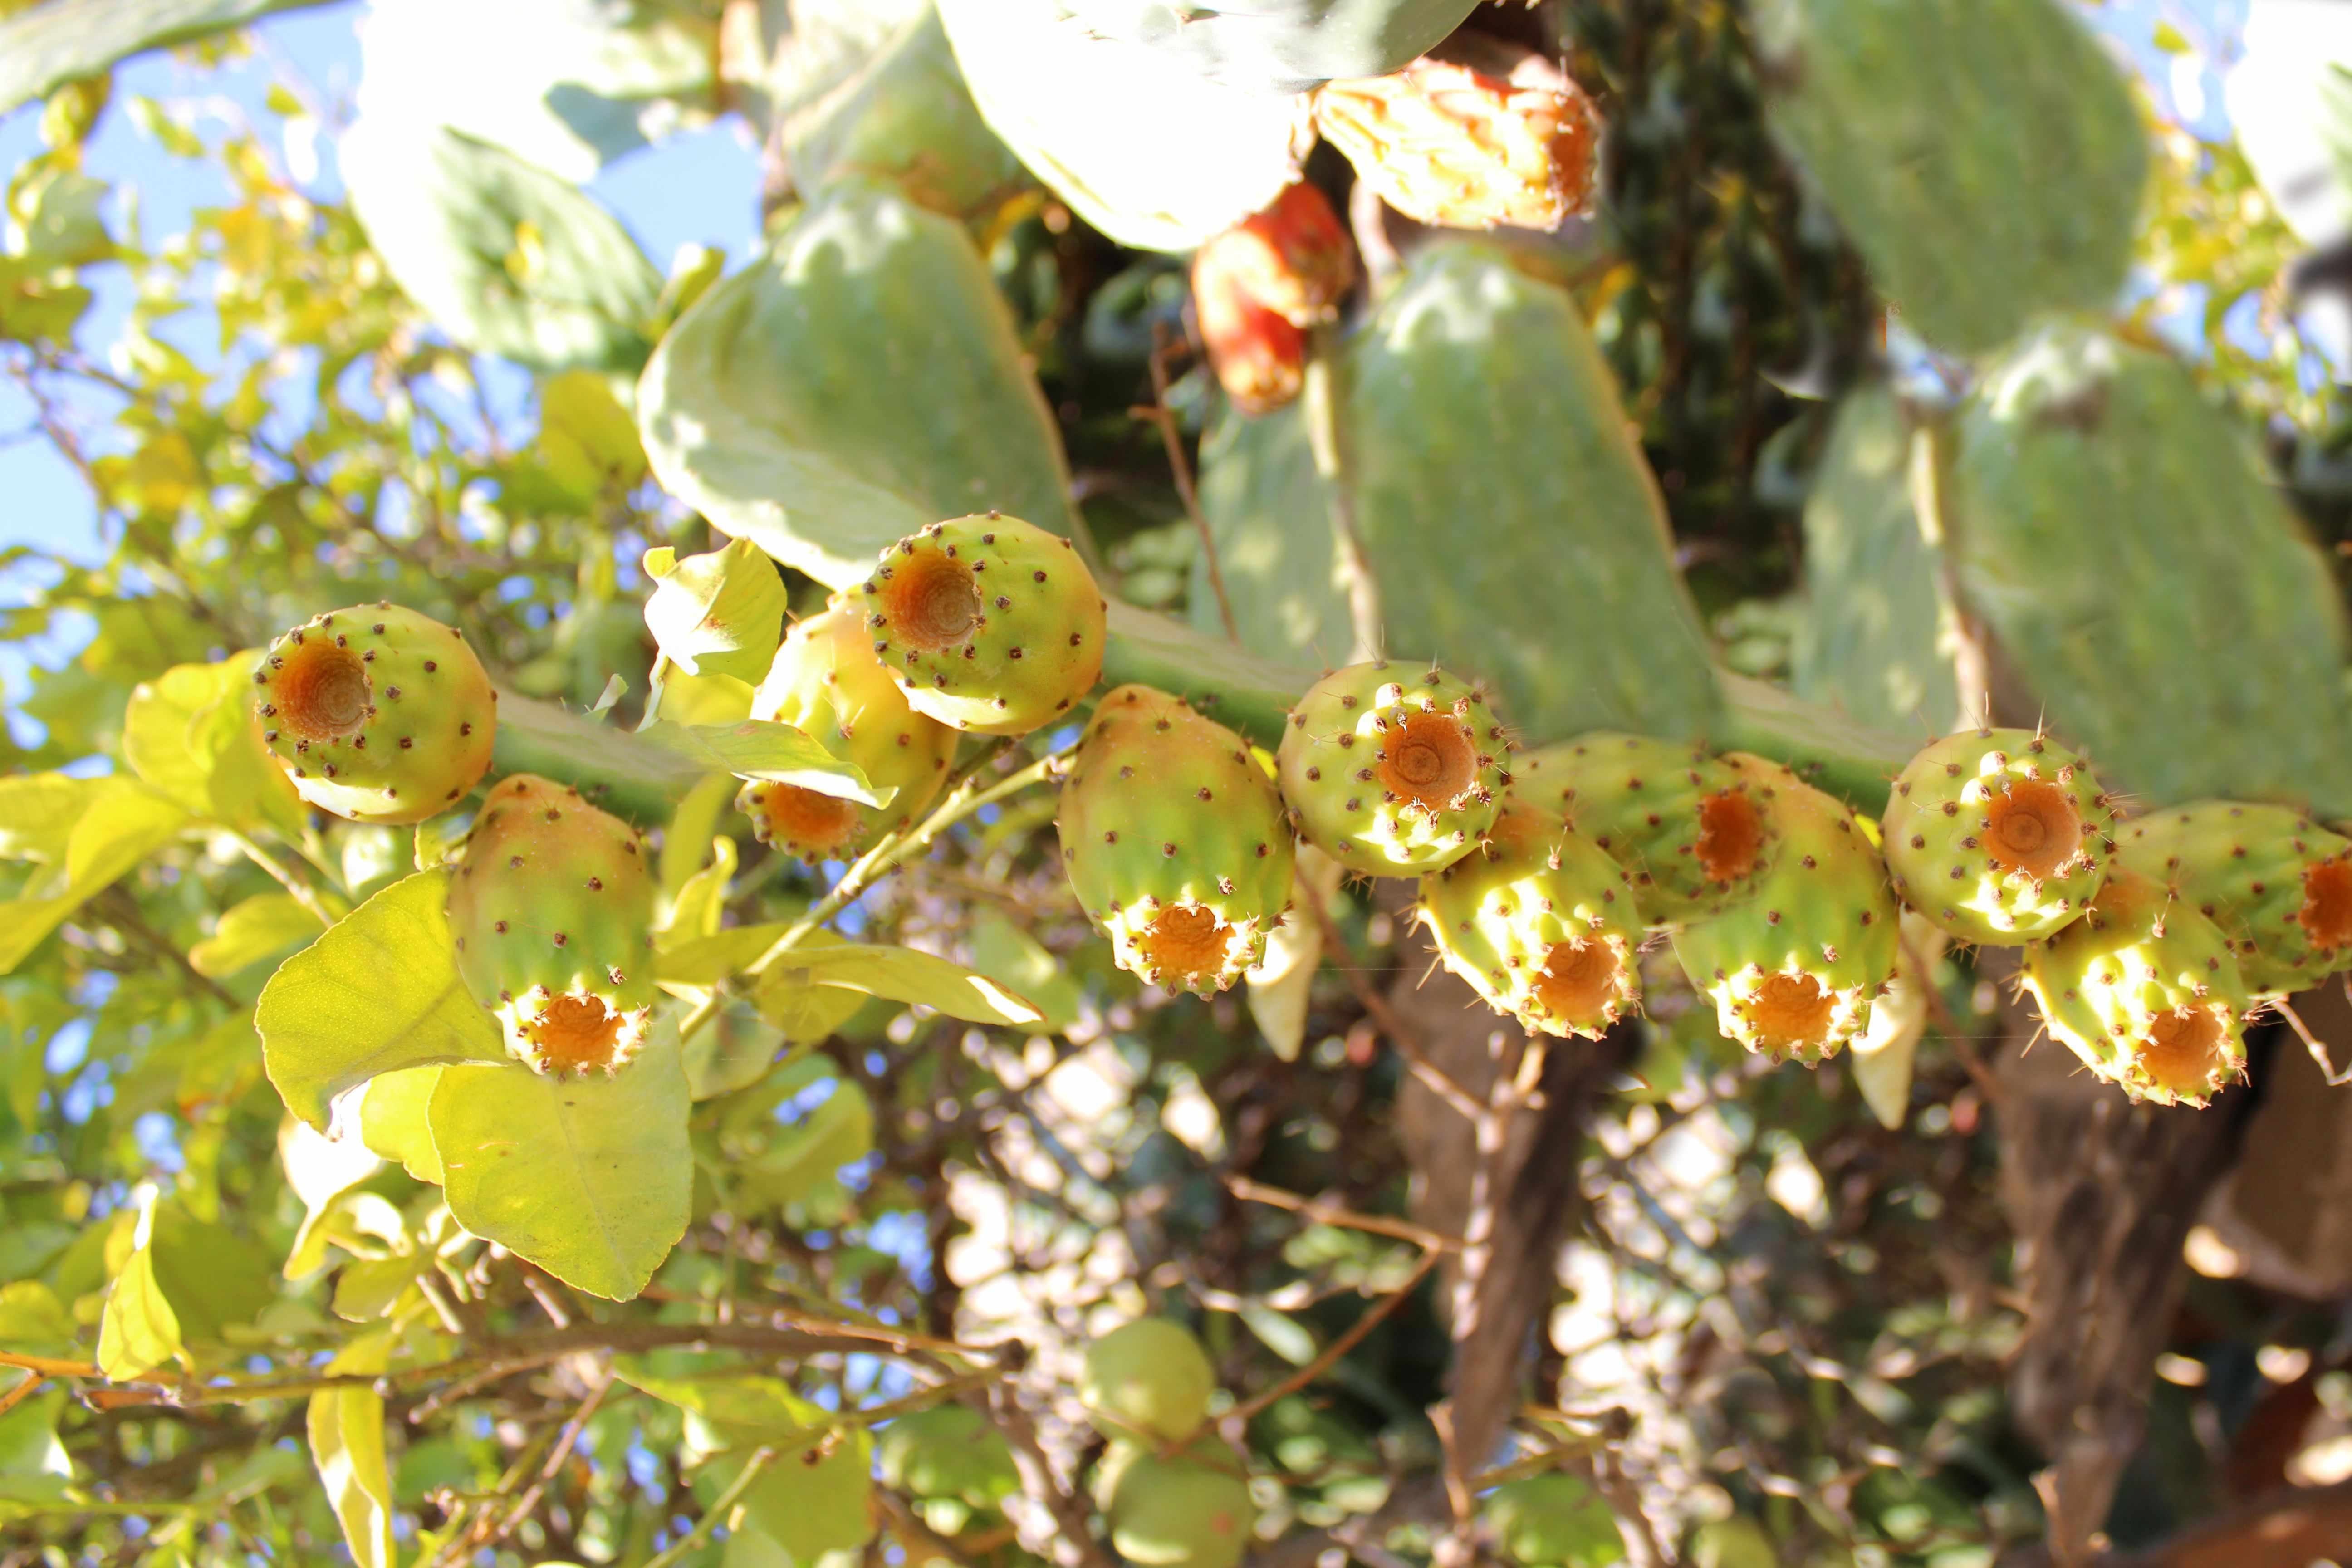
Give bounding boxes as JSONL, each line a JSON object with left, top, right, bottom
{"left": 1227, "top": 1247, "right": 1441, "bottom": 1425}
{"left": 1224, "top": 1176, "right": 1464, "bottom": 1253}
{"left": 988, "top": 1381, "right": 1118, "bottom": 1568}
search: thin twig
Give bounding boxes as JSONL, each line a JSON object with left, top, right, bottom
{"left": 989, "top": 1381, "right": 1119, "bottom": 1568}
{"left": 1139, "top": 325, "right": 1238, "bottom": 643}
{"left": 1224, "top": 1176, "right": 1464, "bottom": 1253}
{"left": 220, "top": 828, "right": 337, "bottom": 924}
{"left": 1300, "top": 878, "right": 1485, "bottom": 1120}
{"left": 639, "top": 1443, "right": 787, "bottom": 1568}
{"left": 1226, "top": 1247, "right": 1442, "bottom": 1424}
{"left": 0, "top": 1373, "right": 45, "bottom": 1418}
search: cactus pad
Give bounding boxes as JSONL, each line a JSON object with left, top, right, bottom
{"left": 1418, "top": 797, "right": 1642, "bottom": 1038}
{"left": 446, "top": 774, "right": 657, "bottom": 1077}
{"left": 2118, "top": 800, "right": 2352, "bottom": 996}
{"left": 1669, "top": 755, "right": 1899, "bottom": 1064}
{"left": 736, "top": 602, "right": 960, "bottom": 864}
{"left": 1525, "top": 731, "right": 1779, "bottom": 924}
{"left": 1276, "top": 660, "right": 1509, "bottom": 877}
{"left": 1081, "top": 1317, "right": 1216, "bottom": 1443}
{"left": 1059, "top": 685, "right": 1296, "bottom": 995}
{"left": 254, "top": 602, "right": 496, "bottom": 825}
{"left": 858, "top": 512, "right": 1107, "bottom": 735}
{"left": 2020, "top": 864, "right": 2250, "bottom": 1107}
{"left": 1881, "top": 728, "right": 2112, "bottom": 946}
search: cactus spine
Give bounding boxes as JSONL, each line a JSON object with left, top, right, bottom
{"left": 2117, "top": 801, "right": 2352, "bottom": 996}
{"left": 1881, "top": 728, "right": 2113, "bottom": 946}
{"left": 1276, "top": 660, "right": 1509, "bottom": 877}
{"left": 1525, "top": 731, "right": 1778, "bottom": 923}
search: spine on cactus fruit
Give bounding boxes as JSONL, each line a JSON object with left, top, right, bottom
{"left": 254, "top": 602, "right": 497, "bottom": 826}
{"left": 1313, "top": 38, "right": 1602, "bottom": 232}
{"left": 1519, "top": 731, "right": 1780, "bottom": 925}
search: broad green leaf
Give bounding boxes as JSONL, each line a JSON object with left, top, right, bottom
{"left": 0, "top": 256, "right": 91, "bottom": 346}
{"left": 750, "top": 974, "right": 867, "bottom": 1045}
{"left": 540, "top": 369, "right": 650, "bottom": 500}
{"left": 279, "top": 1117, "right": 383, "bottom": 1278}
{"left": 642, "top": 537, "right": 789, "bottom": 683}
{"left": 657, "top": 772, "right": 741, "bottom": 908}
{"left": 761, "top": 942, "right": 1043, "bottom": 1027}
{"left": 965, "top": 911, "right": 1082, "bottom": 1033}
{"left": 0, "top": 1282, "right": 76, "bottom": 1354}
{"left": 660, "top": 833, "right": 737, "bottom": 945}
{"left": 307, "top": 1332, "right": 395, "bottom": 1568}
{"left": 0, "top": 772, "right": 99, "bottom": 862}
{"left": 681, "top": 1004, "right": 786, "bottom": 1102}
{"left": 0, "top": 780, "right": 189, "bottom": 976}
{"left": 657, "top": 921, "right": 813, "bottom": 985}
{"left": 97, "top": 1238, "right": 181, "bottom": 1380}
{"left": 0, "top": 1386, "right": 69, "bottom": 1481}
{"left": 341, "top": 120, "right": 660, "bottom": 372}
{"left": 732, "top": 1078, "right": 874, "bottom": 1215}
{"left": 636, "top": 719, "right": 883, "bottom": 804}
{"left": 188, "top": 892, "right": 321, "bottom": 977}
{"left": 146, "top": 1210, "right": 275, "bottom": 1342}
{"left": 357, "top": 1068, "right": 444, "bottom": 1184}
{"left": 9, "top": 164, "right": 113, "bottom": 268}
{"left": 637, "top": 178, "right": 1078, "bottom": 591}
{"left": 256, "top": 871, "right": 508, "bottom": 1130}
{"left": 332, "top": 1254, "right": 430, "bottom": 1323}
{"left": 645, "top": 666, "right": 756, "bottom": 726}
{"left": 430, "top": 1038, "right": 691, "bottom": 1299}
{"left": 0, "top": 0, "right": 335, "bottom": 116}
{"left": 619, "top": 1368, "right": 876, "bottom": 1558}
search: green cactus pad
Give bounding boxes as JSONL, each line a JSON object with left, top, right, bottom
{"left": 2117, "top": 801, "right": 2352, "bottom": 997}
{"left": 1485, "top": 1472, "right": 1626, "bottom": 1567}
{"left": 875, "top": 1403, "right": 1019, "bottom": 1537}
{"left": 1669, "top": 755, "right": 1899, "bottom": 1065}
{"left": 735, "top": 601, "right": 959, "bottom": 864}
{"left": 1059, "top": 685, "right": 1296, "bottom": 995}
{"left": 254, "top": 602, "right": 496, "bottom": 825}
{"left": 1099, "top": 1437, "right": 1254, "bottom": 1568}
{"left": 1276, "top": 660, "right": 1510, "bottom": 877}
{"left": 446, "top": 774, "right": 657, "bottom": 1077}
{"left": 2020, "top": 865, "right": 2250, "bottom": 1107}
{"left": 1523, "top": 732, "right": 1779, "bottom": 924}
{"left": 1881, "top": 728, "right": 2113, "bottom": 946}
{"left": 1418, "top": 797, "right": 1642, "bottom": 1039}
{"left": 1080, "top": 1317, "right": 1216, "bottom": 1444}
{"left": 858, "top": 512, "right": 1107, "bottom": 736}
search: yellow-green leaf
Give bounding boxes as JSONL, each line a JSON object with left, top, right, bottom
{"left": 357, "top": 1067, "right": 444, "bottom": 1184}
{"left": 642, "top": 535, "right": 786, "bottom": 682}
{"left": 0, "top": 772, "right": 100, "bottom": 862}
{"left": 96, "top": 1236, "right": 181, "bottom": 1380}
{"left": 767, "top": 942, "right": 1042, "bottom": 1027}
{"left": 0, "top": 780, "right": 189, "bottom": 975}
{"left": 966, "top": 911, "right": 1082, "bottom": 1033}
{"left": 256, "top": 871, "right": 508, "bottom": 1129}
{"left": 540, "top": 368, "right": 649, "bottom": 501}
{"left": 637, "top": 718, "right": 885, "bottom": 805}
{"left": 307, "top": 1331, "right": 395, "bottom": 1568}
{"left": 189, "top": 892, "right": 322, "bottom": 977}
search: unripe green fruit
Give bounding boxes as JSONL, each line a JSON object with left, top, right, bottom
{"left": 1486, "top": 1473, "right": 1625, "bottom": 1566}
{"left": 446, "top": 774, "right": 657, "bottom": 1077}
{"left": 2117, "top": 800, "right": 2352, "bottom": 995}
{"left": 1669, "top": 755, "right": 1899, "bottom": 1065}
{"left": 2020, "top": 863, "right": 2250, "bottom": 1107}
{"left": 876, "top": 1403, "right": 1019, "bottom": 1535}
{"left": 735, "top": 601, "right": 960, "bottom": 864}
{"left": 1524, "top": 732, "right": 1779, "bottom": 923}
{"left": 1100, "top": 1438, "right": 1254, "bottom": 1568}
{"left": 1419, "top": 797, "right": 1642, "bottom": 1039}
{"left": 1080, "top": 1317, "right": 1215, "bottom": 1443}
{"left": 856, "top": 512, "right": 1106, "bottom": 735}
{"left": 1881, "top": 728, "right": 2112, "bottom": 946}
{"left": 1059, "top": 685, "right": 1296, "bottom": 995}
{"left": 254, "top": 602, "right": 496, "bottom": 825}
{"left": 1691, "top": 1518, "right": 1778, "bottom": 1568}
{"left": 1276, "top": 660, "right": 1510, "bottom": 877}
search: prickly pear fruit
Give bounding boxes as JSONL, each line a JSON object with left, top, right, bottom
{"left": 1881, "top": 727, "right": 2113, "bottom": 946}
{"left": 1314, "top": 44, "right": 1601, "bottom": 231}
{"left": 1524, "top": 732, "right": 1778, "bottom": 924}
{"left": 1080, "top": 1317, "right": 1215, "bottom": 1444}
{"left": 876, "top": 1404, "right": 1019, "bottom": 1537}
{"left": 2117, "top": 801, "right": 2352, "bottom": 996}
{"left": 1100, "top": 1437, "right": 1254, "bottom": 1568}
{"left": 1485, "top": 1473, "right": 1625, "bottom": 1567}
{"left": 254, "top": 603, "right": 496, "bottom": 825}
{"left": 446, "top": 774, "right": 657, "bottom": 1077}
{"left": 1197, "top": 181, "right": 1356, "bottom": 328}
{"left": 1668, "top": 755, "right": 1899, "bottom": 1064}
{"left": 2019, "top": 864, "right": 2250, "bottom": 1107}
{"left": 1418, "top": 797, "right": 1642, "bottom": 1038}
{"left": 735, "top": 603, "right": 960, "bottom": 864}
{"left": 1059, "top": 686, "right": 1296, "bottom": 995}
{"left": 1193, "top": 255, "right": 1308, "bottom": 415}
{"left": 857, "top": 512, "right": 1107, "bottom": 736}
{"left": 1276, "top": 660, "right": 1510, "bottom": 877}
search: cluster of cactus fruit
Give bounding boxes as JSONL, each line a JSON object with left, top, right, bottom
{"left": 252, "top": 519, "right": 2352, "bottom": 1107}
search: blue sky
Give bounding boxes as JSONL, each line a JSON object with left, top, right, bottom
{"left": 0, "top": 0, "right": 2262, "bottom": 580}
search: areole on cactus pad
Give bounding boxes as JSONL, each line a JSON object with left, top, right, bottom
{"left": 2117, "top": 801, "right": 2352, "bottom": 996}
{"left": 1523, "top": 731, "right": 1779, "bottom": 924}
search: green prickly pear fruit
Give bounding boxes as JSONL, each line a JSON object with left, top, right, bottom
{"left": 876, "top": 1403, "right": 1020, "bottom": 1537}
{"left": 254, "top": 603, "right": 496, "bottom": 825}
{"left": 1099, "top": 1437, "right": 1254, "bottom": 1568}
{"left": 1058, "top": 685, "right": 1296, "bottom": 995}
{"left": 1080, "top": 1317, "right": 1216, "bottom": 1444}
{"left": 2019, "top": 864, "right": 2250, "bottom": 1107}
{"left": 735, "top": 602, "right": 960, "bottom": 864}
{"left": 1668, "top": 755, "right": 1899, "bottom": 1065}
{"left": 856, "top": 512, "right": 1107, "bottom": 736}
{"left": 2117, "top": 801, "right": 2352, "bottom": 997}
{"left": 1524, "top": 732, "right": 1779, "bottom": 924}
{"left": 1486, "top": 1473, "right": 1626, "bottom": 1566}
{"left": 1880, "top": 727, "right": 2113, "bottom": 946}
{"left": 1276, "top": 660, "right": 1510, "bottom": 877}
{"left": 1417, "top": 797, "right": 1642, "bottom": 1039}
{"left": 1690, "top": 1518, "right": 1778, "bottom": 1568}
{"left": 446, "top": 774, "right": 657, "bottom": 1077}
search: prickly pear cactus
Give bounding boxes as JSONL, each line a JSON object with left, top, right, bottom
{"left": 857, "top": 512, "right": 1107, "bottom": 735}
{"left": 1313, "top": 44, "right": 1601, "bottom": 231}
{"left": 254, "top": 603, "right": 496, "bottom": 825}
{"left": 1080, "top": 1317, "right": 1215, "bottom": 1442}
{"left": 446, "top": 774, "right": 657, "bottom": 1076}
{"left": 736, "top": 602, "right": 960, "bottom": 863}
{"left": 1749, "top": 0, "right": 2145, "bottom": 353}
{"left": 1669, "top": 755, "right": 1899, "bottom": 1064}
{"left": 1275, "top": 660, "right": 1509, "bottom": 877}
{"left": 2019, "top": 865, "right": 2251, "bottom": 1107}
{"left": 1059, "top": 685, "right": 1296, "bottom": 995}
{"left": 1881, "top": 728, "right": 2113, "bottom": 946}
{"left": 1193, "top": 252, "right": 1308, "bottom": 415}
{"left": 1418, "top": 797, "right": 1641, "bottom": 1038}
{"left": 2117, "top": 801, "right": 2352, "bottom": 997}
{"left": 1099, "top": 1438, "right": 1255, "bottom": 1568}
{"left": 1523, "top": 732, "right": 1779, "bottom": 924}
{"left": 1197, "top": 181, "right": 1356, "bottom": 328}
{"left": 1058, "top": 0, "right": 1477, "bottom": 95}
